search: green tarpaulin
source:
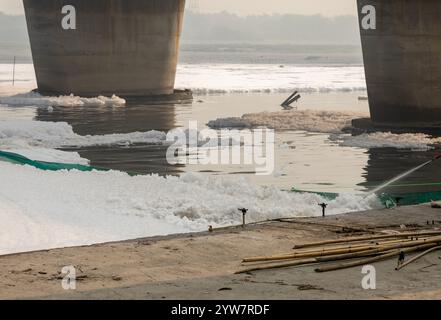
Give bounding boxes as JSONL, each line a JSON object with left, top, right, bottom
{"left": 0, "top": 150, "right": 106, "bottom": 172}
{"left": 291, "top": 188, "right": 441, "bottom": 208}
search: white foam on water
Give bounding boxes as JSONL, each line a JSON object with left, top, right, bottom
{"left": 175, "top": 64, "right": 366, "bottom": 94}
{"left": 0, "top": 120, "right": 167, "bottom": 150}
{"left": 2, "top": 63, "right": 366, "bottom": 96}
{"left": 207, "top": 111, "right": 441, "bottom": 151}
{"left": 0, "top": 121, "right": 249, "bottom": 158}
{"left": 334, "top": 132, "right": 441, "bottom": 151}
{"left": 208, "top": 110, "right": 367, "bottom": 133}
{"left": 0, "top": 121, "right": 249, "bottom": 166}
{"left": 0, "top": 92, "right": 126, "bottom": 107}
{"left": 0, "top": 162, "right": 382, "bottom": 255}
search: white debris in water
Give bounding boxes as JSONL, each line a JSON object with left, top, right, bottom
{"left": 208, "top": 110, "right": 367, "bottom": 133}
{"left": 0, "top": 92, "right": 126, "bottom": 107}
{"left": 333, "top": 132, "right": 441, "bottom": 151}
{"left": 0, "top": 162, "right": 382, "bottom": 255}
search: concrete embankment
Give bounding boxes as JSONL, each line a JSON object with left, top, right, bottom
{"left": 357, "top": 0, "right": 441, "bottom": 128}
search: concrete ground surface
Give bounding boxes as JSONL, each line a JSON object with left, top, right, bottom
{"left": 1, "top": 204, "right": 441, "bottom": 300}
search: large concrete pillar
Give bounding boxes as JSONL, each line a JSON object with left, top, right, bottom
{"left": 357, "top": 0, "right": 441, "bottom": 128}
{"left": 23, "top": 0, "right": 186, "bottom": 97}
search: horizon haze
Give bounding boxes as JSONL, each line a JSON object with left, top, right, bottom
{"left": 2, "top": 0, "right": 357, "bottom": 17}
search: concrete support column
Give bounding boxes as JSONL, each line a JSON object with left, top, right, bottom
{"left": 23, "top": 0, "right": 186, "bottom": 97}
{"left": 358, "top": 0, "right": 441, "bottom": 127}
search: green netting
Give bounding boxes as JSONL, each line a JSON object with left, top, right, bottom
{"left": 291, "top": 188, "right": 441, "bottom": 208}
{"left": 0, "top": 150, "right": 107, "bottom": 172}
{"left": 385, "top": 191, "right": 441, "bottom": 207}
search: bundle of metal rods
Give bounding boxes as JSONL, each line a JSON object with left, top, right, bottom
{"left": 236, "top": 230, "right": 441, "bottom": 274}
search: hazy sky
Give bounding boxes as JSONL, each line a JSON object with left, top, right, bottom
{"left": 1, "top": 0, "right": 357, "bottom": 17}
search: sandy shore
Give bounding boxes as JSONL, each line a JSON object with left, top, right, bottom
{"left": 1, "top": 204, "right": 441, "bottom": 300}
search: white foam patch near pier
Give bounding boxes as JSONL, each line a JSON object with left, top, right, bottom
{"left": 208, "top": 111, "right": 441, "bottom": 150}
{"left": 333, "top": 132, "right": 441, "bottom": 151}
{"left": 208, "top": 110, "right": 367, "bottom": 133}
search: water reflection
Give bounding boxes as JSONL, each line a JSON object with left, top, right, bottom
{"left": 359, "top": 148, "right": 441, "bottom": 194}
{"left": 35, "top": 100, "right": 186, "bottom": 176}
{"left": 35, "top": 101, "right": 180, "bottom": 134}
{"left": 27, "top": 94, "right": 441, "bottom": 193}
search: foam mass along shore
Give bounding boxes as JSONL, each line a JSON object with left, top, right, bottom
{"left": 0, "top": 118, "right": 434, "bottom": 256}
{"left": 0, "top": 162, "right": 382, "bottom": 255}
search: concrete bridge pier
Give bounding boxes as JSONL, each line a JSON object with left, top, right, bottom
{"left": 23, "top": 0, "right": 187, "bottom": 98}
{"left": 357, "top": 0, "right": 441, "bottom": 130}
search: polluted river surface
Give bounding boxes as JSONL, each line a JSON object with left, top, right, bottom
{"left": 1, "top": 49, "right": 441, "bottom": 254}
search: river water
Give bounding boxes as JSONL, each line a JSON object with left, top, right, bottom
{"left": 0, "top": 44, "right": 440, "bottom": 254}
